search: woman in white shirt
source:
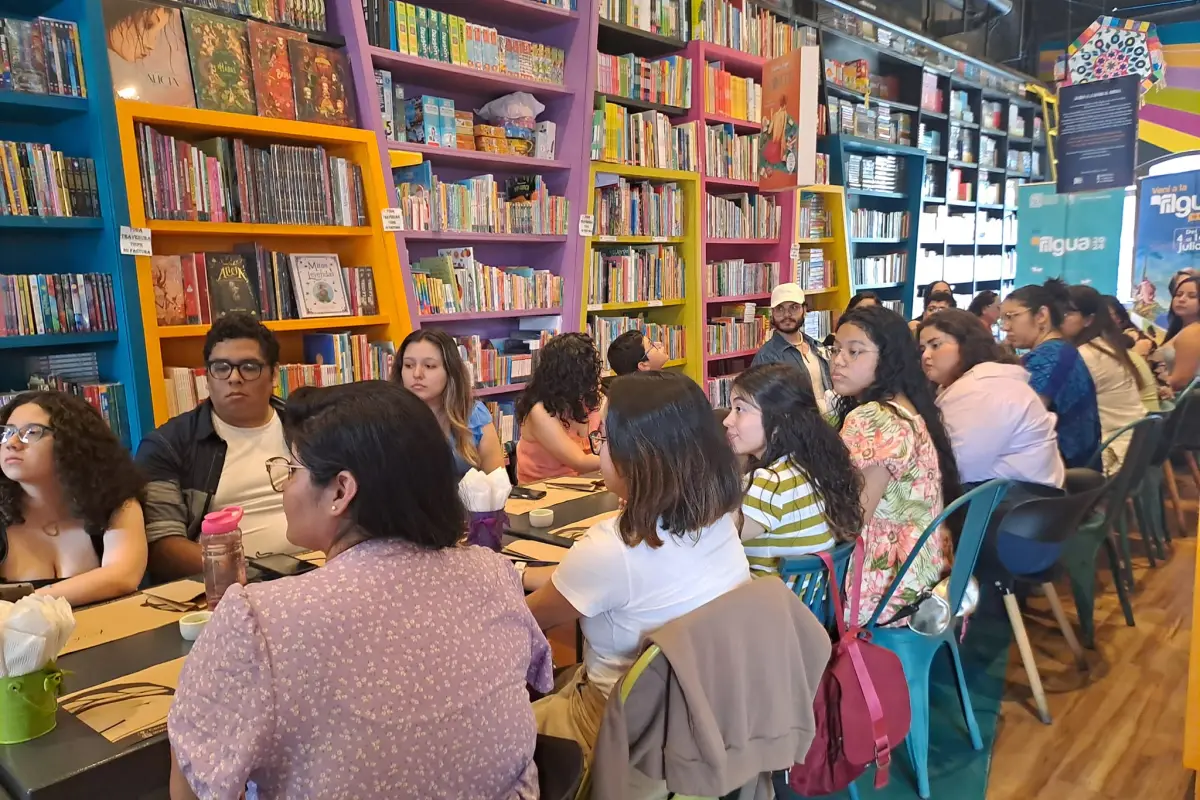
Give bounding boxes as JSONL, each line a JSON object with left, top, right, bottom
{"left": 1063, "top": 286, "right": 1148, "bottom": 474}
{"left": 522, "top": 371, "right": 751, "bottom": 757}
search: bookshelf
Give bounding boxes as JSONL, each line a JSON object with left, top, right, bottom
{"left": 0, "top": 0, "right": 151, "bottom": 445}
{"left": 112, "top": 100, "right": 410, "bottom": 426}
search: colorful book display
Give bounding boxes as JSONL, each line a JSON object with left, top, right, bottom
{"left": 587, "top": 244, "right": 684, "bottom": 305}
{"left": 704, "top": 63, "right": 760, "bottom": 124}
{"left": 1, "top": 273, "right": 119, "bottom": 336}
{"left": 693, "top": 0, "right": 815, "bottom": 57}
{"left": 596, "top": 52, "right": 691, "bottom": 108}
{"left": 0, "top": 143, "right": 100, "bottom": 218}
{"left": 0, "top": 16, "right": 87, "bottom": 97}
{"left": 103, "top": 3, "right": 194, "bottom": 106}
{"left": 706, "top": 304, "right": 770, "bottom": 355}
{"left": 182, "top": 9, "right": 257, "bottom": 115}
{"left": 707, "top": 192, "right": 780, "bottom": 240}
{"left": 393, "top": 164, "right": 567, "bottom": 235}
{"left": 593, "top": 178, "right": 684, "bottom": 238}
{"left": 287, "top": 40, "right": 355, "bottom": 126}
{"left": 175, "top": 0, "right": 329, "bottom": 32}
{"left": 411, "top": 247, "right": 563, "bottom": 317}
{"left": 703, "top": 260, "right": 780, "bottom": 298}
{"left": 599, "top": 0, "right": 686, "bottom": 39}
{"left": 591, "top": 103, "right": 698, "bottom": 171}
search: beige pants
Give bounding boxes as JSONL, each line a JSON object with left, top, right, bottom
{"left": 533, "top": 665, "right": 608, "bottom": 759}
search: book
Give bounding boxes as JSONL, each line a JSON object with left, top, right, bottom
{"left": 247, "top": 21, "right": 304, "bottom": 120}
{"left": 0, "top": 273, "right": 117, "bottom": 336}
{"left": 288, "top": 254, "right": 351, "bottom": 317}
{"left": 287, "top": 40, "right": 354, "bottom": 127}
{"left": 182, "top": 8, "right": 256, "bottom": 114}
{"left": 204, "top": 253, "right": 259, "bottom": 319}
{"left": 102, "top": 1, "right": 195, "bottom": 107}
{"left": 3, "top": 19, "right": 47, "bottom": 94}
{"left": 0, "top": 143, "right": 99, "bottom": 219}
{"left": 150, "top": 255, "right": 186, "bottom": 326}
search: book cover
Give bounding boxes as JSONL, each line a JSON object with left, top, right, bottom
{"left": 4, "top": 19, "right": 47, "bottom": 94}
{"left": 179, "top": 253, "right": 202, "bottom": 325}
{"left": 288, "top": 254, "right": 350, "bottom": 317}
{"left": 356, "top": 268, "right": 378, "bottom": 316}
{"left": 182, "top": 9, "right": 256, "bottom": 115}
{"left": 150, "top": 254, "right": 186, "bottom": 326}
{"left": 204, "top": 253, "right": 260, "bottom": 320}
{"left": 287, "top": 40, "right": 354, "bottom": 127}
{"left": 247, "top": 21, "right": 303, "bottom": 120}
{"left": 103, "top": 1, "right": 196, "bottom": 107}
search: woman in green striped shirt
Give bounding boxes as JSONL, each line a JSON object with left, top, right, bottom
{"left": 723, "top": 364, "right": 864, "bottom": 577}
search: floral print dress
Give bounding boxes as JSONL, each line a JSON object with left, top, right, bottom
{"left": 841, "top": 401, "right": 951, "bottom": 625}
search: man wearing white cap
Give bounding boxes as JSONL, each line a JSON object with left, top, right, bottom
{"left": 751, "top": 283, "right": 832, "bottom": 412}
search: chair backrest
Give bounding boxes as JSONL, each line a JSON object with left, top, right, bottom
{"left": 1173, "top": 377, "right": 1200, "bottom": 452}
{"left": 994, "top": 480, "right": 1110, "bottom": 576}
{"left": 503, "top": 440, "right": 518, "bottom": 487}
{"left": 533, "top": 735, "right": 584, "bottom": 800}
{"left": 865, "top": 479, "right": 1010, "bottom": 630}
{"left": 1093, "top": 417, "right": 1164, "bottom": 515}
{"left": 778, "top": 542, "right": 855, "bottom": 627}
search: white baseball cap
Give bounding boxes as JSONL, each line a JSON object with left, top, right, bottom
{"left": 770, "top": 283, "right": 806, "bottom": 308}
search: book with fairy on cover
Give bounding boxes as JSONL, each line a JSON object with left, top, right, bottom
{"left": 288, "top": 254, "right": 351, "bottom": 317}
{"left": 247, "top": 21, "right": 304, "bottom": 120}
{"left": 102, "top": 0, "right": 196, "bottom": 107}
{"left": 181, "top": 8, "right": 256, "bottom": 114}
{"left": 287, "top": 40, "right": 355, "bottom": 127}
{"left": 150, "top": 254, "right": 186, "bottom": 326}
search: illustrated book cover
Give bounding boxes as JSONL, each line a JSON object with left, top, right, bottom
{"left": 204, "top": 252, "right": 260, "bottom": 320}
{"left": 150, "top": 254, "right": 186, "bottom": 326}
{"left": 287, "top": 40, "right": 355, "bottom": 127}
{"left": 247, "top": 21, "right": 304, "bottom": 120}
{"left": 103, "top": 0, "right": 196, "bottom": 107}
{"left": 289, "top": 254, "right": 351, "bottom": 317}
{"left": 182, "top": 8, "right": 256, "bottom": 115}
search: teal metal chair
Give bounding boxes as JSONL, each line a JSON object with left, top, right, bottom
{"left": 779, "top": 541, "right": 855, "bottom": 628}
{"left": 860, "top": 480, "right": 1011, "bottom": 800}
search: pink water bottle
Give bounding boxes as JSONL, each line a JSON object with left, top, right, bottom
{"left": 201, "top": 506, "right": 247, "bottom": 610}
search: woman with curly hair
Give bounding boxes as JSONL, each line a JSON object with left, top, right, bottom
{"left": 0, "top": 391, "right": 147, "bottom": 606}
{"left": 723, "top": 364, "right": 863, "bottom": 577}
{"left": 514, "top": 332, "right": 602, "bottom": 484}
{"left": 830, "top": 305, "right": 961, "bottom": 625}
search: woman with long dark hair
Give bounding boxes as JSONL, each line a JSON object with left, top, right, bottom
{"left": 968, "top": 290, "right": 1001, "bottom": 329}
{"left": 723, "top": 364, "right": 863, "bottom": 576}
{"left": 1158, "top": 275, "right": 1200, "bottom": 392}
{"left": 392, "top": 329, "right": 504, "bottom": 478}
{"left": 830, "top": 306, "right": 961, "bottom": 624}
{"left": 1102, "top": 295, "right": 1156, "bottom": 359}
{"left": 514, "top": 332, "right": 603, "bottom": 483}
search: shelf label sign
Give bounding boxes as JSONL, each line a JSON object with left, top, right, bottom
{"left": 118, "top": 226, "right": 152, "bottom": 257}
{"left": 743, "top": 302, "right": 756, "bottom": 322}
{"left": 381, "top": 208, "right": 405, "bottom": 232}
{"left": 578, "top": 214, "right": 595, "bottom": 237}
{"left": 587, "top": 303, "right": 602, "bottom": 311}
{"left": 647, "top": 299, "right": 663, "bottom": 307}
{"left": 790, "top": 243, "right": 801, "bottom": 261}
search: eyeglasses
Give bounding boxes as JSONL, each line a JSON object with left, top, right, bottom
{"left": 265, "top": 456, "right": 306, "bottom": 492}
{"left": 0, "top": 423, "right": 54, "bottom": 446}
{"left": 828, "top": 345, "right": 878, "bottom": 362}
{"left": 641, "top": 340, "right": 664, "bottom": 363}
{"left": 588, "top": 430, "right": 607, "bottom": 456}
{"left": 207, "top": 359, "right": 266, "bottom": 381}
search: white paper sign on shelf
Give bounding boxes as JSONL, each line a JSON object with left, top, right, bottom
{"left": 587, "top": 303, "right": 602, "bottom": 311}
{"left": 653, "top": 236, "right": 667, "bottom": 243}
{"left": 381, "top": 208, "right": 405, "bottom": 232}
{"left": 648, "top": 299, "right": 663, "bottom": 307}
{"left": 118, "top": 226, "right": 153, "bottom": 257}
{"left": 743, "top": 302, "right": 756, "bottom": 323}
{"left": 598, "top": 235, "right": 616, "bottom": 242}
{"left": 790, "top": 243, "right": 801, "bottom": 261}
{"left": 578, "top": 214, "right": 595, "bottom": 237}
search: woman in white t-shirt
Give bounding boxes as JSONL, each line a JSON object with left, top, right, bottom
{"left": 521, "top": 371, "right": 751, "bottom": 757}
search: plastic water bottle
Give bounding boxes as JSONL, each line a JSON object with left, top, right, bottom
{"left": 201, "top": 506, "right": 247, "bottom": 610}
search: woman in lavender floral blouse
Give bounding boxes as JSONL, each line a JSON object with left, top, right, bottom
{"left": 167, "top": 381, "right": 553, "bottom": 800}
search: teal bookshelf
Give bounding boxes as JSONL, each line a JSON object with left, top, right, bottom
{"left": 0, "top": 0, "right": 152, "bottom": 445}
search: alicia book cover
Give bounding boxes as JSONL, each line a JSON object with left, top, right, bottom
{"left": 287, "top": 40, "right": 355, "bottom": 127}
{"left": 103, "top": 1, "right": 196, "bottom": 107}
{"left": 247, "top": 21, "right": 304, "bottom": 120}
{"left": 182, "top": 8, "right": 256, "bottom": 115}
{"left": 204, "top": 253, "right": 260, "bottom": 320}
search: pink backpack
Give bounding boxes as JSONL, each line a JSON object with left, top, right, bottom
{"left": 788, "top": 538, "right": 912, "bottom": 795}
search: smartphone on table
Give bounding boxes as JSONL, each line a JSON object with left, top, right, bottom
{"left": 510, "top": 487, "right": 547, "bottom": 501}
{"left": 248, "top": 554, "right": 317, "bottom": 579}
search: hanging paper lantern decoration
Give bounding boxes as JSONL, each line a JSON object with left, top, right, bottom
{"left": 1062, "top": 16, "right": 1167, "bottom": 94}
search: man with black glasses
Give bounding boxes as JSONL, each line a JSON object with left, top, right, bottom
{"left": 136, "top": 313, "right": 293, "bottom": 582}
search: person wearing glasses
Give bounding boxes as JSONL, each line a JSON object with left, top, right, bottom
{"left": 751, "top": 283, "right": 832, "bottom": 413}
{"left": 137, "top": 314, "right": 293, "bottom": 583}
{"left": 602, "top": 329, "right": 669, "bottom": 392}
{"left": 169, "top": 382, "right": 552, "bottom": 799}
{"left": 0, "top": 391, "right": 147, "bottom": 606}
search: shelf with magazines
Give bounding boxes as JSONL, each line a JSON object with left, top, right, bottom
{"left": 112, "top": 100, "right": 411, "bottom": 426}
{"left": 0, "top": 0, "right": 150, "bottom": 447}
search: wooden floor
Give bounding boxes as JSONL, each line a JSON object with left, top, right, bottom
{"left": 988, "top": 524, "right": 1196, "bottom": 799}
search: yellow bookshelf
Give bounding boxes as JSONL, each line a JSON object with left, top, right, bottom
{"left": 113, "top": 100, "right": 412, "bottom": 425}
{"left": 799, "top": 185, "right": 853, "bottom": 330}
{"left": 581, "top": 161, "right": 703, "bottom": 384}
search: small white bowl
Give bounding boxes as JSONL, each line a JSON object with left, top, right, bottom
{"left": 529, "top": 508, "right": 555, "bottom": 528}
{"left": 179, "top": 611, "right": 213, "bottom": 641}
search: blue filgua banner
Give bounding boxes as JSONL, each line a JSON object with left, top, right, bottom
{"left": 1132, "top": 171, "right": 1200, "bottom": 329}
{"left": 1057, "top": 74, "right": 1139, "bottom": 194}
{"left": 1015, "top": 183, "right": 1125, "bottom": 296}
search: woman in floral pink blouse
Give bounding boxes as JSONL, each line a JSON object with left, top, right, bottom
{"left": 829, "top": 306, "right": 962, "bottom": 625}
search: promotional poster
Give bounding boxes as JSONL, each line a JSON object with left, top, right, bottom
{"left": 1016, "top": 183, "right": 1125, "bottom": 296}
{"left": 1132, "top": 171, "right": 1200, "bottom": 329}
{"left": 1056, "top": 75, "right": 1139, "bottom": 194}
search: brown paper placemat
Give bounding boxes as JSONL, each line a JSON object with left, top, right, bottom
{"left": 504, "top": 539, "right": 569, "bottom": 564}
{"left": 140, "top": 579, "right": 205, "bottom": 607}
{"left": 59, "top": 657, "right": 186, "bottom": 746}
{"left": 505, "top": 483, "right": 591, "bottom": 516}
{"left": 62, "top": 590, "right": 191, "bottom": 656}
{"left": 550, "top": 510, "right": 620, "bottom": 541}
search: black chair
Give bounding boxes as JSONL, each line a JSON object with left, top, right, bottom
{"left": 1159, "top": 378, "right": 1200, "bottom": 538}
{"left": 504, "top": 440, "right": 519, "bottom": 487}
{"left": 534, "top": 734, "right": 584, "bottom": 800}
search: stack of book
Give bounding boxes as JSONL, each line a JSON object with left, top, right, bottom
{"left": 795, "top": 250, "right": 831, "bottom": 291}
{"left": 845, "top": 154, "right": 905, "bottom": 193}
{"left": 135, "top": 124, "right": 367, "bottom": 227}
{"left": 797, "top": 193, "right": 832, "bottom": 238}
{"left": 0, "top": 17, "right": 87, "bottom": 97}
{"left": 706, "top": 305, "right": 770, "bottom": 355}
{"left": 2, "top": 353, "right": 127, "bottom": 442}
{"left": 707, "top": 375, "right": 736, "bottom": 408}
{"left": 0, "top": 143, "right": 99, "bottom": 218}
{"left": 393, "top": 163, "right": 568, "bottom": 235}
{"left": 599, "top": 0, "right": 686, "bottom": 39}
{"left": 693, "top": 1, "right": 816, "bottom": 57}
{"left": 705, "top": 124, "right": 759, "bottom": 182}
{"left": 456, "top": 329, "right": 555, "bottom": 390}
{"left": 803, "top": 309, "right": 832, "bottom": 342}
{"left": 587, "top": 244, "right": 684, "bottom": 305}
{"left": 707, "top": 192, "right": 780, "bottom": 240}
{"left": 703, "top": 63, "right": 760, "bottom": 124}
{"left": 484, "top": 398, "right": 517, "bottom": 446}
{"left": 596, "top": 53, "right": 692, "bottom": 109}
{"left": 704, "top": 259, "right": 779, "bottom": 298}
{"left": 593, "top": 178, "right": 684, "bottom": 238}
{"left": 852, "top": 253, "right": 908, "bottom": 285}
{"left": 591, "top": 103, "right": 698, "bottom": 172}
{"left": 150, "top": 251, "right": 377, "bottom": 327}
{"left": 363, "top": 3, "right": 565, "bottom": 85}
{"left": 850, "top": 209, "right": 909, "bottom": 239}
{"left": 174, "top": 0, "right": 328, "bottom": 31}
{"left": 410, "top": 247, "right": 563, "bottom": 316}
{"left": 1, "top": 273, "right": 118, "bottom": 337}
{"left": 589, "top": 316, "right": 684, "bottom": 365}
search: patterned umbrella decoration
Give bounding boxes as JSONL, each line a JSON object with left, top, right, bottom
{"left": 1061, "top": 16, "right": 1167, "bottom": 94}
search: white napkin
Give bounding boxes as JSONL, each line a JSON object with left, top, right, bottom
{"left": 0, "top": 595, "right": 75, "bottom": 678}
{"left": 458, "top": 467, "right": 513, "bottom": 513}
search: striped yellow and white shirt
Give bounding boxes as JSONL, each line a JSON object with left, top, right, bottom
{"left": 741, "top": 456, "right": 835, "bottom": 576}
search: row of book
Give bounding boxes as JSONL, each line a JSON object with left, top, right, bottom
{"left": 703, "top": 260, "right": 779, "bottom": 299}
{"left": 171, "top": 0, "right": 328, "bottom": 32}
{"left": 1, "top": 17, "right": 86, "bottom": 97}
{"left": 707, "top": 375, "right": 737, "bottom": 409}
{"left": 1, "top": 273, "right": 119, "bottom": 338}
{"left": 135, "top": 124, "right": 367, "bottom": 227}
{"left": 411, "top": 248, "right": 563, "bottom": 317}
{"left": 590, "top": 104, "right": 699, "bottom": 172}
{"left": 1, "top": 353, "right": 128, "bottom": 442}
{"left": 852, "top": 253, "right": 908, "bottom": 286}
{"left": 707, "top": 193, "right": 780, "bottom": 241}
{"left": 803, "top": 309, "right": 833, "bottom": 342}
{"left": 594, "top": 177, "right": 684, "bottom": 239}
{"left": 0, "top": 143, "right": 99, "bottom": 219}
{"left": 363, "top": 2, "right": 565, "bottom": 86}
{"left": 693, "top": 0, "right": 817, "bottom": 58}
{"left": 588, "top": 316, "right": 684, "bottom": 367}
{"left": 705, "top": 124, "right": 759, "bottom": 183}
{"left": 596, "top": 53, "right": 692, "bottom": 109}
{"left": 485, "top": 398, "right": 517, "bottom": 447}
{"left": 599, "top": 0, "right": 687, "bottom": 39}
{"left": 797, "top": 194, "right": 833, "bottom": 239}
{"left": 845, "top": 153, "right": 906, "bottom": 194}
{"left": 457, "top": 328, "right": 555, "bottom": 390}
{"left": 587, "top": 244, "right": 684, "bottom": 306}
{"left": 796, "top": 250, "right": 832, "bottom": 292}
{"left": 394, "top": 165, "right": 569, "bottom": 235}
{"left": 827, "top": 98, "right": 913, "bottom": 148}
{"left": 380, "top": 85, "right": 555, "bottom": 159}
{"left": 703, "top": 64, "right": 760, "bottom": 124}
{"left": 706, "top": 307, "right": 770, "bottom": 355}
{"left": 151, "top": 250, "right": 377, "bottom": 327}
{"left": 851, "top": 209, "right": 909, "bottom": 240}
